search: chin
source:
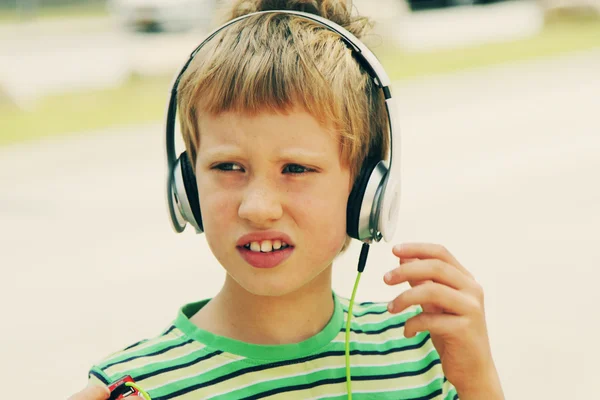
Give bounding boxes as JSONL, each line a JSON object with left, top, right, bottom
{"left": 231, "top": 262, "right": 332, "bottom": 298}
{"left": 235, "top": 273, "right": 310, "bottom": 297}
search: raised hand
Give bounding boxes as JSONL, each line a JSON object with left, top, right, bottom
{"left": 384, "top": 243, "right": 504, "bottom": 399}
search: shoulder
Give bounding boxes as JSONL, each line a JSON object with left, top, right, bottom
{"left": 89, "top": 299, "right": 213, "bottom": 386}
{"left": 88, "top": 324, "right": 195, "bottom": 386}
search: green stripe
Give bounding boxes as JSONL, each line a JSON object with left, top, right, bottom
{"left": 115, "top": 346, "right": 224, "bottom": 383}
{"left": 141, "top": 359, "right": 258, "bottom": 399}
{"left": 339, "top": 299, "right": 424, "bottom": 319}
{"left": 339, "top": 300, "right": 389, "bottom": 317}
{"left": 348, "top": 307, "right": 420, "bottom": 332}
{"left": 209, "top": 366, "right": 347, "bottom": 399}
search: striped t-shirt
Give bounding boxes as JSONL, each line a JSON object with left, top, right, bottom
{"left": 88, "top": 293, "right": 458, "bottom": 399}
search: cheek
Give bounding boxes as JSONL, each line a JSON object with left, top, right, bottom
{"left": 322, "top": 208, "right": 348, "bottom": 255}
{"left": 293, "top": 185, "right": 349, "bottom": 253}
{"left": 198, "top": 190, "right": 239, "bottom": 269}
{"left": 197, "top": 179, "right": 237, "bottom": 238}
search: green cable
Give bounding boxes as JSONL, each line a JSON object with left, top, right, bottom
{"left": 345, "top": 242, "right": 370, "bottom": 400}
{"left": 125, "top": 382, "right": 152, "bottom": 400}
{"left": 345, "top": 270, "right": 362, "bottom": 400}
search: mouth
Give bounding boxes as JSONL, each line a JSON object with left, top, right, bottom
{"left": 241, "top": 239, "right": 291, "bottom": 253}
{"left": 237, "top": 239, "right": 295, "bottom": 269}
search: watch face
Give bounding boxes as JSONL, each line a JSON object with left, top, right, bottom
{"left": 109, "top": 385, "right": 139, "bottom": 400}
{"left": 108, "top": 376, "right": 140, "bottom": 400}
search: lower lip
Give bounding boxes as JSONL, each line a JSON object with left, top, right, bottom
{"left": 237, "top": 246, "right": 294, "bottom": 269}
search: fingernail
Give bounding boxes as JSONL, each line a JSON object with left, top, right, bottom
{"left": 384, "top": 272, "right": 392, "bottom": 282}
{"left": 393, "top": 244, "right": 403, "bottom": 252}
{"left": 387, "top": 302, "right": 394, "bottom": 312}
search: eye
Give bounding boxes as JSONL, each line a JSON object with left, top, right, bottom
{"left": 213, "top": 163, "right": 244, "bottom": 172}
{"left": 283, "top": 164, "right": 314, "bottom": 174}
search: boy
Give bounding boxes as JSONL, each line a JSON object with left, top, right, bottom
{"left": 69, "top": 1, "right": 504, "bottom": 399}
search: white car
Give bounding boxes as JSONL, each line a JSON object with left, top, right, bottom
{"left": 108, "top": 0, "right": 218, "bottom": 32}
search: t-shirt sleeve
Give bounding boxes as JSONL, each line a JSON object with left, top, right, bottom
{"left": 88, "top": 365, "right": 111, "bottom": 386}
{"left": 443, "top": 376, "right": 459, "bottom": 399}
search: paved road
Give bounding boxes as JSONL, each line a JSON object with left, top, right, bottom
{"left": 1, "top": 49, "right": 599, "bottom": 399}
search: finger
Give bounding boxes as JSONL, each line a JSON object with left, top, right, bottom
{"left": 399, "top": 257, "right": 419, "bottom": 265}
{"left": 388, "top": 281, "right": 478, "bottom": 315}
{"left": 403, "top": 312, "right": 463, "bottom": 338}
{"left": 385, "top": 259, "right": 473, "bottom": 290}
{"left": 407, "top": 279, "right": 444, "bottom": 314}
{"left": 67, "top": 383, "right": 110, "bottom": 400}
{"left": 393, "top": 243, "right": 473, "bottom": 278}
{"left": 407, "top": 279, "right": 429, "bottom": 288}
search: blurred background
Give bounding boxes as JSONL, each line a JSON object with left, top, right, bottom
{"left": 1, "top": 0, "right": 599, "bottom": 398}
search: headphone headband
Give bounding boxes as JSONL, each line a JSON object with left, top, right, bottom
{"left": 166, "top": 10, "right": 401, "bottom": 242}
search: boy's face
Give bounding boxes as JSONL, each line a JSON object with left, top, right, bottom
{"left": 195, "top": 108, "right": 352, "bottom": 297}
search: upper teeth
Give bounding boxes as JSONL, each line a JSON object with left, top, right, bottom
{"left": 245, "top": 240, "right": 289, "bottom": 252}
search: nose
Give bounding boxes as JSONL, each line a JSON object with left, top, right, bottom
{"left": 238, "top": 178, "right": 283, "bottom": 227}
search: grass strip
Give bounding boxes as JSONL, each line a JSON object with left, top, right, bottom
{"left": 377, "top": 16, "right": 600, "bottom": 79}
{"left": 0, "top": 3, "right": 108, "bottom": 22}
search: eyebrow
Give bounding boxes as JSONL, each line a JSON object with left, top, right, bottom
{"left": 202, "top": 146, "right": 329, "bottom": 162}
{"left": 200, "top": 145, "right": 242, "bottom": 159}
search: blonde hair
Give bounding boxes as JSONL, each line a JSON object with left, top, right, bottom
{"left": 177, "top": 0, "right": 390, "bottom": 251}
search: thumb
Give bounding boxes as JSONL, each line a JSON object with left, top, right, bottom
{"left": 68, "top": 382, "right": 110, "bottom": 400}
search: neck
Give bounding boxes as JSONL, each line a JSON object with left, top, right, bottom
{"left": 192, "top": 266, "right": 335, "bottom": 345}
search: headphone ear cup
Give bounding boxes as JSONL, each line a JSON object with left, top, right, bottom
{"left": 346, "top": 158, "right": 381, "bottom": 240}
{"left": 179, "top": 152, "right": 204, "bottom": 232}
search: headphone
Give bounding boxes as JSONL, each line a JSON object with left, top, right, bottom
{"left": 166, "top": 10, "right": 401, "bottom": 243}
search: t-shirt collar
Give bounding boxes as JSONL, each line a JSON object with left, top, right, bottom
{"left": 174, "top": 292, "right": 344, "bottom": 361}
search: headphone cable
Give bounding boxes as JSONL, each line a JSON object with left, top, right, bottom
{"left": 345, "top": 242, "right": 370, "bottom": 400}
{"left": 124, "top": 382, "right": 151, "bottom": 400}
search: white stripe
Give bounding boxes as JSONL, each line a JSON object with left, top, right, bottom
{"left": 205, "top": 364, "right": 343, "bottom": 399}
{"left": 350, "top": 311, "right": 416, "bottom": 329}
{"left": 345, "top": 346, "right": 438, "bottom": 368}
{"left": 327, "top": 373, "right": 446, "bottom": 397}
{"left": 117, "top": 330, "right": 188, "bottom": 357}
{"left": 342, "top": 306, "right": 388, "bottom": 316}
{"left": 127, "top": 343, "right": 218, "bottom": 374}
{"left": 342, "top": 305, "right": 420, "bottom": 320}
{"left": 332, "top": 329, "right": 429, "bottom": 345}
